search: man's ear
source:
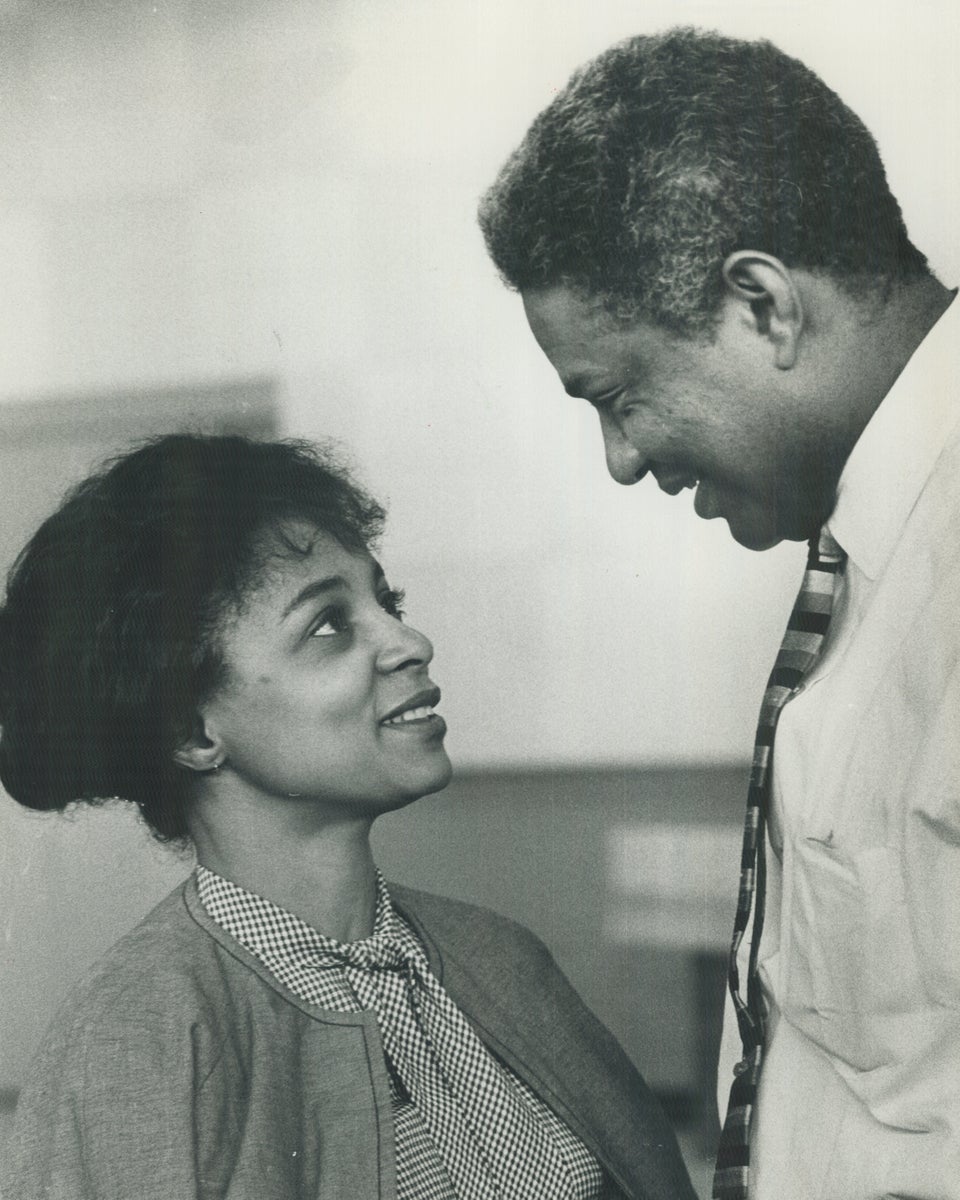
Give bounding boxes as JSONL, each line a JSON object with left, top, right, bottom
{"left": 172, "top": 716, "right": 226, "bottom": 774}
{"left": 721, "top": 250, "right": 804, "bottom": 369}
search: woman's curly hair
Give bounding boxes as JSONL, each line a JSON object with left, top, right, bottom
{"left": 479, "top": 27, "right": 929, "bottom": 335}
{"left": 0, "top": 434, "right": 385, "bottom": 842}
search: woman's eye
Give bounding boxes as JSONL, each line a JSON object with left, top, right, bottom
{"left": 379, "top": 587, "right": 406, "bottom": 620}
{"left": 309, "top": 608, "right": 349, "bottom": 638}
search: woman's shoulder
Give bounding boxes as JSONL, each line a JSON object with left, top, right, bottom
{"left": 389, "top": 883, "right": 557, "bottom": 974}
{"left": 6, "top": 879, "right": 267, "bottom": 1199}
{"left": 35, "top": 878, "right": 222, "bottom": 1048}
{"left": 390, "top": 882, "right": 538, "bottom": 937}
{"left": 8, "top": 878, "right": 228, "bottom": 1155}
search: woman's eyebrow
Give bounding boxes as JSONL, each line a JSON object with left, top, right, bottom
{"left": 281, "top": 576, "right": 347, "bottom": 619}
{"left": 282, "top": 560, "right": 384, "bottom": 620}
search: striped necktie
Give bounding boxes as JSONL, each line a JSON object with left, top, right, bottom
{"left": 712, "top": 531, "right": 845, "bottom": 1199}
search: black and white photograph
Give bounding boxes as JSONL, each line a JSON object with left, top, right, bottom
{"left": 1, "top": 2, "right": 958, "bottom": 1197}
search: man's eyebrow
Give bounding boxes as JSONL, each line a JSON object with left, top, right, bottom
{"left": 563, "top": 374, "right": 589, "bottom": 397}
{"left": 563, "top": 374, "right": 615, "bottom": 407}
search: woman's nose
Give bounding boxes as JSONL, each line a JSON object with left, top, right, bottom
{"left": 376, "top": 616, "right": 434, "bottom": 674}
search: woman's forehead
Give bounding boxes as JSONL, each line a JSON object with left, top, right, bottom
{"left": 245, "top": 521, "right": 379, "bottom": 603}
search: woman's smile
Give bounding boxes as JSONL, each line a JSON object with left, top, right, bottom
{"left": 379, "top": 686, "right": 439, "bottom": 724}
{"left": 199, "top": 526, "right": 452, "bottom": 811}
{"left": 379, "top": 686, "right": 446, "bottom": 735}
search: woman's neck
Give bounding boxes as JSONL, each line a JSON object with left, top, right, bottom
{"left": 188, "top": 792, "right": 379, "bottom": 941}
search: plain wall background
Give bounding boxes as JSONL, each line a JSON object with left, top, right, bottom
{"left": 2, "top": 0, "right": 957, "bottom": 773}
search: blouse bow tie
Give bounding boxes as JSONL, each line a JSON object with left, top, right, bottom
{"left": 307, "top": 932, "right": 424, "bottom": 977}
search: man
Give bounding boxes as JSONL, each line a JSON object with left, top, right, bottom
{"left": 479, "top": 27, "right": 959, "bottom": 1200}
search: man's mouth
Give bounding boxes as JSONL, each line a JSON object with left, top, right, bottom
{"left": 653, "top": 467, "right": 724, "bottom": 521}
{"left": 693, "top": 477, "right": 722, "bottom": 520}
{"left": 654, "top": 469, "right": 699, "bottom": 496}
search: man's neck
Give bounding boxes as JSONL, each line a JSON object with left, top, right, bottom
{"left": 808, "top": 275, "right": 954, "bottom": 460}
{"left": 783, "top": 273, "right": 954, "bottom": 540}
{"left": 861, "top": 277, "right": 954, "bottom": 410}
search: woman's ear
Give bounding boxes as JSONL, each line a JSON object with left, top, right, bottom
{"left": 721, "top": 250, "right": 804, "bottom": 369}
{"left": 172, "top": 717, "right": 226, "bottom": 774}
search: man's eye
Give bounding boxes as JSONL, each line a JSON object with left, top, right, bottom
{"left": 587, "top": 388, "right": 624, "bottom": 415}
{"left": 379, "top": 587, "right": 406, "bottom": 620}
{"left": 310, "top": 608, "right": 348, "bottom": 638}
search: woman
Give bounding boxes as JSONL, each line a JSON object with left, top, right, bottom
{"left": 0, "top": 434, "right": 694, "bottom": 1200}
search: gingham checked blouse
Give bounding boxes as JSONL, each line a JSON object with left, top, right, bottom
{"left": 196, "top": 866, "right": 604, "bottom": 1200}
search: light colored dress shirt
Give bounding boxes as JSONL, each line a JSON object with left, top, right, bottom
{"left": 718, "top": 294, "right": 960, "bottom": 1199}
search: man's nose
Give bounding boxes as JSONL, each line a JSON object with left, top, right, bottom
{"left": 599, "top": 413, "right": 648, "bottom": 485}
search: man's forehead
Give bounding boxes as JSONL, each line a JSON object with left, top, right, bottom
{"left": 521, "top": 284, "right": 611, "bottom": 342}
{"left": 521, "top": 284, "right": 651, "bottom": 393}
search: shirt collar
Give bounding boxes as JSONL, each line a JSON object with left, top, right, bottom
{"left": 196, "top": 863, "right": 400, "bottom": 961}
{"left": 826, "top": 293, "right": 960, "bottom": 580}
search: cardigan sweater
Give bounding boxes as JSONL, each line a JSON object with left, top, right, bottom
{"left": 2, "top": 878, "right": 696, "bottom": 1200}
{"left": 195, "top": 865, "right": 605, "bottom": 1198}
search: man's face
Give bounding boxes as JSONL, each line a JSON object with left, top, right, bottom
{"left": 522, "top": 284, "right": 833, "bottom": 550}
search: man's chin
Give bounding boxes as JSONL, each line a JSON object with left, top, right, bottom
{"left": 725, "top": 515, "right": 784, "bottom": 553}
{"left": 733, "top": 530, "right": 784, "bottom": 552}
{"left": 696, "top": 489, "right": 795, "bottom": 551}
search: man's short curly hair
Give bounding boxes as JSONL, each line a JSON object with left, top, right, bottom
{"left": 478, "top": 27, "right": 929, "bottom": 335}
{"left": 0, "top": 434, "right": 385, "bottom": 843}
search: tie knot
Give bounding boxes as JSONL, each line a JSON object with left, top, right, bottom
{"left": 347, "top": 934, "right": 414, "bottom": 972}
{"left": 809, "top": 527, "right": 845, "bottom": 567}
{"left": 309, "top": 931, "right": 423, "bottom": 975}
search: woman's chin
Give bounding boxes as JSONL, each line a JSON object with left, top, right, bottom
{"left": 409, "top": 753, "right": 455, "bottom": 802}
{"left": 358, "top": 758, "right": 453, "bottom": 819}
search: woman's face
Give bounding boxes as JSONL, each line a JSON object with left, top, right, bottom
{"left": 199, "top": 524, "right": 452, "bottom": 814}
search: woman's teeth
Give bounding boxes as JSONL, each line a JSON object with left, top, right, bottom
{"left": 383, "top": 705, "right": 435, "bottom": 726}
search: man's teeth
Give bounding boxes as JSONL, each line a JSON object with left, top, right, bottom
{"left": 384, "top": 705, "right": 435, "bottom": 725}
